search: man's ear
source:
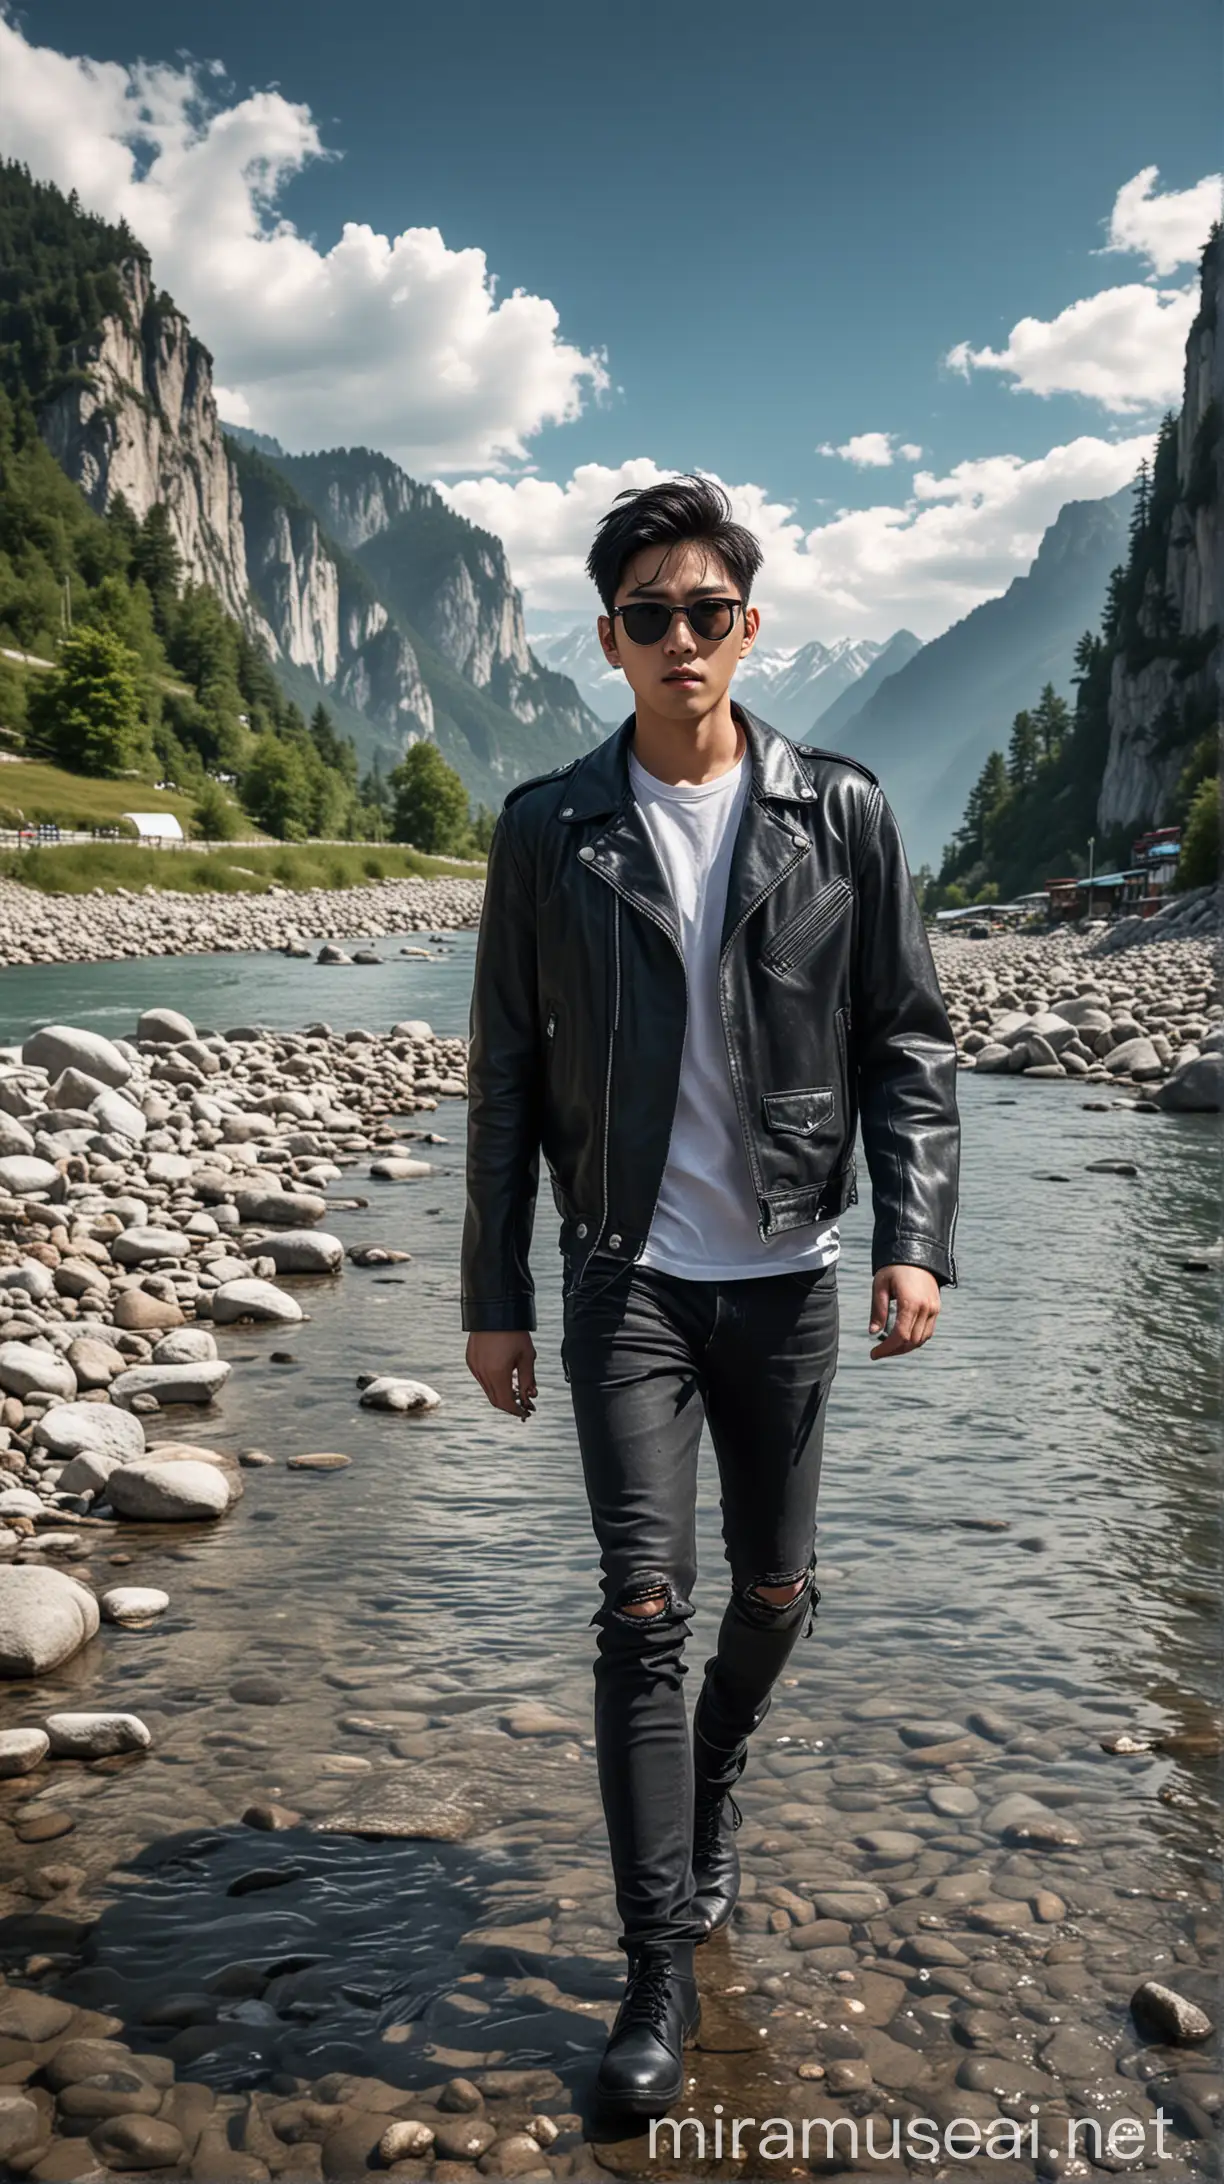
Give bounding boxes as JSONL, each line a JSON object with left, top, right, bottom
{"left": 739, "top": 604, "right": 761, "bottom": 659}
{"left": 597, "top": 613, "right": 623, "bottom": 669}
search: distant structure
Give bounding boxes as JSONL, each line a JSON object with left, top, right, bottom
{"left": 120, "top": 813, "right": 185, "bottom": 844}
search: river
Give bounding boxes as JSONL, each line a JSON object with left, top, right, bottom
{"left": 0, "top": 937, "right": 1218, "bottom": 2171}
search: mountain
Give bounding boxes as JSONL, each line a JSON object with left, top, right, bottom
{"left": 529, "top": 623, "right": 907, "bottom": 735}
{"left": 0, "top": 170, "right": 253, "bottom": 628}
{"left": 239, "top": 445, "right": 607, "bottom": 801}
{"left": 823, "top": 488, "right": 1132, "bottom": 868}
{"left": 807, "top": 628, "right": 923, "bottom": 739}
{"left": 1096, "top": 224, "right": 1221, "bottom": 836}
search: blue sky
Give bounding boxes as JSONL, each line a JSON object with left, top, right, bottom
{"left": 0, "top": 0, "right": 1219, "bottom": 641}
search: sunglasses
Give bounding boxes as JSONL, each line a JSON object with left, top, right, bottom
{"left": 611, "top": 597, "right": 745, "bottom": 646}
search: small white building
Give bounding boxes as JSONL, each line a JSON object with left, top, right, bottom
{"left": 121, "top": 812, "right": 185, "bottom": 844}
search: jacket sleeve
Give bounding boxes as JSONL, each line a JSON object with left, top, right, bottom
{"left": 851, "top": 783, "right": 961, "bottom": 1286}
{"left": 460, "top": 806, "right": 543, "bottom": 1331}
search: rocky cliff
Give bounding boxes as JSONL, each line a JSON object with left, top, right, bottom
{"left": 38, "top": 257, "right": 253, "bottom": 628}
{"left": 232, "top": 448, "right": 434, "bottom": 748}
{"left": 1097, "top": 226, "right": 1222, "bottom": 835}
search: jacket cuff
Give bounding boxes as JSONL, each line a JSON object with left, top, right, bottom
{"left": 873, "top": 1233, "right": 958, "bottom": 1289}
{"left": 461, "top": 1295, "right": 538, "bottom": 1333}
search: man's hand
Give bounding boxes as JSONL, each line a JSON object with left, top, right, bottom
{"left": 868, "top": 1265, "right": 941, "bottom": 1359}
{"left": 466, "top": 1330, "right": 538, "bottom": 1418}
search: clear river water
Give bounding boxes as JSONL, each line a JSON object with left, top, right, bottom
{"left": 0, "top": 933, "right": 1218, "bottom": 2173}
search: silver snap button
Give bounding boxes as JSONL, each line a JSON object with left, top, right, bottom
{"left": 577, "top": 845, "right": 595, "bottom": 862}
{"left": 608, "top": 1233, "right": 622, "bottom": 1250}
{"left": 560, "top": 805, "right": 574, "bottom": 817}
{"left": 576, "top": 1222, "right": 588, "bottom": 1238}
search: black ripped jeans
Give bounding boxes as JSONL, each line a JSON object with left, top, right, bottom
{"left": 561, "top": 1255, "right": 840, "bottom": 1955}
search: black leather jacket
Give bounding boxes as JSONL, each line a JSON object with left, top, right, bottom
{"left": 461, "top": 705, "right": 960, "bottom": 1331}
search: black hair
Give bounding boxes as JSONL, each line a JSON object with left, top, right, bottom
{"left": 584, "top": 472, "right": 763, "bottom": 613}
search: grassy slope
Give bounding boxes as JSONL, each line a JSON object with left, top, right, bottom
{"left": 0, "top": 758, "right": 249, "bottom": 833}
{"left": 0, "top": 840, "right": 482, "bottom": 894}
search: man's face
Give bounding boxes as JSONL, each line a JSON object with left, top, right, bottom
{"left": 597, "top": 541, "right": 760, "bottom": 722}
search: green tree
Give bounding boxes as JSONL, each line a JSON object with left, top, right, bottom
{"left": 469, "top": 802, "right": 497, "bottom": 855}
{"left": 1177, "top": 775, "right": 1220, "bottom": 890}
{"left": 1007, "top": 709, "right": 1039, "bottom": 789}
{"left": 242, "top": 735, "right": 314, "bottom": 839}
{"left": 28, "top": 623, "right": 144, "bottom": 775}
{"left": 1032, "top": 683, "right": 1071, "bottom": 762}
{"left": 192, "top": 779, "right": 235, "bottom": 841}
{"left": 390, "top": 740, "right": 470, "bottom": 852}
{"left": 132, "top": 504, "right": 182, "bottom": 630}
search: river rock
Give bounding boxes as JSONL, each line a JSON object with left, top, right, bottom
{"left": 0, "top": 1341, "right": 77, "bottom": 1400}
{"left": 258, "top": 1230, "right": 344, "bottom": 1275}
{"left": 1105, "top": 1035, "right": 1163, "bottom": 1079}
{"left": 211, "top": 1278, "right": 304, "bottom": 1325}
{"left": 111, "top": 1227, "right": 193, "bottom": 1266}
{"left": 0, "top": 1115, "right": 35, "bottom": 1155}
{"left": 0, "top": 1726, "right": 50, "bottom": 1776}
{"left": 138, "top": 1007, "right": 197, "bottom": 1044}
{"left": 358, "top": 1376, "right": 442, "bottom": 1412}
{"left": 101, "top": 1586, "right": 170, "bottom": 1623}
{"left": 114, "top": 1288, "right": 185, "bottom": 1332}
{"left": 0, "top": 1258, "right": 54, "bottom": 1302}
{"left": 22, "top": 1024, "right": 132, "bottom": 1087}
{"left": 106, "top": 1458, "right": 232, "bottom": 1521}
{"left": 66, "top": 1337, "right": 126, "bottom": 1389}
{"left": 370, "top": 1156, "right": 432, "bottom": 1180}
{"left": 47, "top": 1066, "right": 110, "bottom": 1110}
{"left": 90, "top": 1087, "right": 147, "bottom": 1141}
{"left": 1131, "top": 1979, "right": 1214, "bottom": 2043}
{"left": 0, "top": 1566, "right": 100, "bottom": 1675}
{"left": 1156, "top": 1053, "right": 1223, "bottom": 1111}
{"left": 109, "top": 1360, "right": 232, "bottom": 1409}
{"left": 232, "top": 1187, "right": 327, "bottom": 1226}
{"left": 317, "top": 944, "right": 352, "bottom": 965}
{"left": 33, "top": 1404, "right": 145, "bottom": 1462}
{"left": 152, "top": 1328, "right": 218, "bottom": 1365}
{"left": 44, "top": 1710, "right": 152, "bottom": 1757}
{"left": 0, "top": 1155, "right": 59, "bottom": 1195}
{"left": 55, "top": 1448, "right": 128, "bottom": 1497}
{"left": 0, "top": 1487, "right": 43, "bottom": 1518}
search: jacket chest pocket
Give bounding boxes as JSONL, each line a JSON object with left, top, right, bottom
{"left": 760, "top": 876, "right": 854, "bottom": 974}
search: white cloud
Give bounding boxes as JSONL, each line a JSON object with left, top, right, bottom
{"left": 1101, "top": 164, "right": 1222, "bottom": 276}
{"left": 816, "top": 431, "right": 923, "bottom": 467}
{"left": 946, "top": 166, "right": 1218, "bottom": 415}
{"left": 945, "top": 281, "right": 1198, "bottom": 413}
{"left": 0, "top": 12, "right": 606, "bottom": 471}
{"left": 441, "top": 433, "right": 1152, "bottom": 647}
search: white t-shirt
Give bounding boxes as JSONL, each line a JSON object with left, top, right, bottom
{"left": 629, "top": 746, "right": 841, "bottom": 1282}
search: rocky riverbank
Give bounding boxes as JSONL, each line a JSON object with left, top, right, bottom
{"left": 933, "top": 912, "right": 1222, "bottom": 1110}
{"left": 0, "top": 877, "right": 485, "bottom": 969}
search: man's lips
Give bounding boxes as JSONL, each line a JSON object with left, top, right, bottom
{"left": 663, "top": 670, "right": 701, "bottom": 682}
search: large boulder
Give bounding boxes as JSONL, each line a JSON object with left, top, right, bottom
{"left": 1156, "top": 1053, "right": 1223, "bottom": 1112}
{"left": 90, "top": 1087, "right": 147, "bottom": 1142}
{"left": 22, "top": 1025, "right": 132, "bottom": 1088}
{"left": 231, "top": 1188, "right": 327, "bottom": 1227}
{"left": 211, "top": 1279, "right": 304, "bottom": 1326}
{"left": 44, "top": 1711, "right": 152, "bottom": 1757}
{"left": 0, "top": 1342, "right": 76, "bottom": 1401}
{"left": 257, "top": 1230, "right": 344, "bottom": 1276}
{"left": 0, "top": 1156, "right": 59, "bottom": 1196}
{"left": 1106, "top": 1036, "right": 1164, "bottom": 1081}
{"left": 0, "top": 1115, "right": 35, "bottom": 1156}
{"left": 54, "top": 1448, "right": 129, "bottom": 1498}
{"left": 0, "top": 1566, "right": 100, "bottom": 1677}
{"left": 152, "top": 1328, "right": 218, "bottom": 1365}
{"left": 137, "top": 1007, "right": 197, "bottom": 1045}
{"left": 113, "top": 1288, "right": 185, "bottom": 1333}
{"left": 0, "top": 1259, "right": 55, "bottom": 1303}
{"left": 46, "top": 1066, "right": 109, "bottom": 1112}
{"left": 106, "top": 1457, "right": 231, "bottom": 1521}
{"left": 109, "top": 1360, "right": 232, "bottom": 1410}
{"left": 358, "top": 1376, "right": 442, "bottom": 1413}
{"left": 111, "top": 1227, "right": 193, "bottom": 1266}
{"left": 33, "top": 1403, "right": 145, "bottom": 1463}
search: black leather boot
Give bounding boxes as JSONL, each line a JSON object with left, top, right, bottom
{"left": 593, "top": 1941, "right": 701, "bottom": 2117}
{"left": 691, "top": 1749, "right": 746, "bottom": 1938}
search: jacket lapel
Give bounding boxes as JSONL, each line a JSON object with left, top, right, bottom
{"left": 718, "top": 707, "right": 814, "bottom": 954}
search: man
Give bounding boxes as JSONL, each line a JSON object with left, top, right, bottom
{"left": 462, "top": 475, "right": 960, "bottom": 2120}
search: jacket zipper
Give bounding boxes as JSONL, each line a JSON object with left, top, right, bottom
{"left": 762, "top": 878, "right": 853, "bottom": 972}
{"left": 574, "top": 894, "right": 622, "bottom": 1288}
{"left": 718, "top": 802, "right": 810, "bottom": 1237}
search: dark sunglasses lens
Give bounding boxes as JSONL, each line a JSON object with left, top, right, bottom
{"left": 619, "top": 603, "right": 672, "bottom": 645}
{"left": 687, "top": 600, "right": 738, "bottom": 640}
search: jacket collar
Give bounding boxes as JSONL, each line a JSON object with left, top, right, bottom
{"left": 555, "top": 702, "right": 817, "bottom": 825}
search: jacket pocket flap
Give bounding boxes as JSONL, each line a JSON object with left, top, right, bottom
{"left": 762, "top": 1087, "right": 836, "bottom": 1136}
{"left": 761, "top": 877, "right": 854, "bottom": 970}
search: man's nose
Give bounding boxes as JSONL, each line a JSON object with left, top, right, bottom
{"left": 663, "top": 611, "right": 697, "bottom": 654}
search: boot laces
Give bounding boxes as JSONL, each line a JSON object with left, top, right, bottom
{"left": 693, "top": 1780, "right": 743, "bottom": 1860}
{"left": 621, "top": 1948, "right": 678, "bottom": 2035}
